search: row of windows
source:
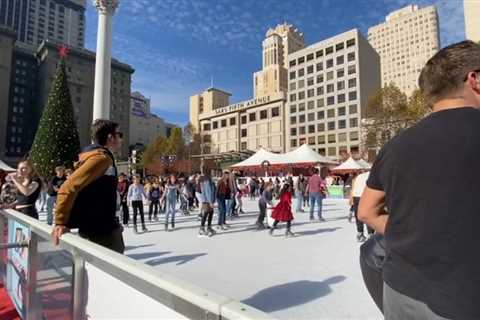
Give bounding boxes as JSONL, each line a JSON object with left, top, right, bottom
{"left": 290, "top": 90, "right": 357, "bottom": 104}
{"left": 289, "top": 54, "right": 356, "bottom": 79}
{"left": 289, "top": 38, "right": 356, "bottom": 67}
{"left": 291, "top": 104, "right": 358, "bottom": 118}
{"left": 290, "top": 77, "right": 357, "bottom": 92}
{"left": 290, "top": 132, "right": 359, "bottom": 148}
{"left": 290, "top": 118, "right": 359, "bottom": 136}
{"left": 204, "top": 107, "right": 280, "bottom": 131}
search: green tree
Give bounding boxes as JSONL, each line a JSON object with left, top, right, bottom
{"left": 29, "top": 58, "right": 80, "bottom": 178}
{"left": 407, "top": 89, "right": 431, "bottom": 124}
{"left": 166, "top": 127, "right": 185, "bottom": 158}
{"left": 142, "top": 135, "right": 168, "bottom": 167}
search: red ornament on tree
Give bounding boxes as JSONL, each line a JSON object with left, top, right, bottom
{"left": 58, "top": 45, "right": 69, "bottom": 58}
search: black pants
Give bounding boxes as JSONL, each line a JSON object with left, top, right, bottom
{"left": 120, "top": 201, "right": 129, "bottom": 225}
{"left": 18, "top": 206, "right": 38, "bottom": 220}
{"left": 200, "top": 203, "right": 213, "bottom": 228}
{"left": 80, "top": 227, "right": 125, "bottom": 254}
{"left": 272, "top": 220, "right": 291, "bottom": 230}
{"left": 132, "top": 200, "right": 145, "bottom": 228}
{"left": 353, "top": 197, "right": 374, "bottom": 234}
{"left": 257, "top": 202, "right": 267, "bottom": 224}
{"left": 149, "top": 200, "right": 159, "bottom": 220}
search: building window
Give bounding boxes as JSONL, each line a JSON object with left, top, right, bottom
{"left": 299, "top": 126, "right": 306, "bottom": 135}
{"left": 347, "top": 52, "right": 355, "bottom": 62}
{"left": 298, "top": 91, "right": 305, "bottom": 100}
{"left": 213, "top": 121, "right": 218, "bottom": 129}
{"left": 290, "top": 105, "right": 297, "bottom": 113}
{"left": 307, "top": 89, "right": 315, "bottom": 98}
{"left": 249, "top": 113, "right": 256, "bottom": 121}
{"left": 241, "top": 142, "right": 247, "bottom": 150}
{"left": 336, "top": 42, "right": 345, "bottom": 51}
{"left": 260, "top": 110, "right": 268, "bottom": 119}
{"left": 307, "top": 65, "right": 314, "bottom": 74}
{"left": 339, "top": 133, "right": 347, "bottom": 142}
{"left": 317, "top": 86, "right": 324, "bottom": 95}
{"left": 230, "top": 117, "right": 236, "bottom": 125}
{"left": 316, "top": 50, "right": 324, "bottom": 58}
{"left": 203, "top": 123, "right": 211, "bottom": 131}
{"left": 337, "top": 81, "right": 345, "bottom": 91}
{"left": 298, "top": 56, "right": 305, "bottom": 64}
{"left": 317, "top": 74, "right": 324, "bottom": 83}
{"left": 307, "top": 77, "right": 314, "bottom": 86}
{"left": 348, "top": 65, "right": 356, "bottom": 75}
{"left": 327, "top": 96, "right": 335, "bottom": 105}
{"left": 336, "top": 55, "right": 344, "bottom": 65}
{"left": 337, "top": 69, "right": 345, "bottom": 78}
{"left": 327, "top": 84, "right": 334, "bottom": 93}
{"left": 339, "top": 119, "right": 346, "bottom": 129}
{"left": 327, "top": 109, "right": 335, "bottom": 118}
{"left": 298, "top": 69, "right": 305, "bottom": 77}
{"left": 349, "top": 91, "right": 357, "bottom": 101}
{"left": 338, "top": 106, "right": 346, "bottom": 116}
{"left": 308, "top": 113, "right": 315, "bottom": 122}
{"left": 241, "top": 129, "right": 247, "bottom": 137}
{"left": 317, "top": 99, "right": 324, "bottom": 108}
{"left": 289, "top": 60, "right": 296, "bottom": 67}
{"left": 346, "top": 39, "right": 356, "bottom": 47}
{"left": 318, "top": 135, "right": 326, "bottom": 144}
{"left": 221, "top": 119, "right": 227, "bottom": 127}
{"left": 350, "top": 118, "right": 358, "bottom": 127}
{"left": 291, "top": 139, "right": 297, "bottom": 147}
{"left": 338, "top": 94, "right": 346, "bottom": 103}
{"left": 308, "top": 125, "right": 315, "bottom": 133}
{"left": 325, "top": 46, "right": 334, "bottom": 55}
{"left": 307, "top": 101, "right": 315, "bottom": 109}
{"left": 299, "top": 115, "right": 306, "bottom": 123}
{"left": 349, "top": 104, "right": 358, "bottom": 114}
{"left": 328, "top": 121, "right": 335, "bottom": 130}
{"left": 328, "top": 134, "right": 336, "bottom": 143}
{"left": 241, "top": 115, "right": 247, "bottom": 124}
{"left": 290, "top": 82, "right": 296, "bottom": 90}
{"left": 298, "top": 79, "right": 305, "bottom": 89}
{"left": 326, "top": 59, "right": 334, "bottom": 68}
{"left": 290, "top": 71, "right": 296, "bottom": 80}
{"left": 316, "top": 62, "right": 323, "bottom": 72}
{"left": 317, "top": 111, "right": 325, "bottom": 120}
{"left": 272, "top": 107, "right": 280, "bottom": 117}
{"left": 290, "top": 128, "right": 297, "bottom": 136}
{"left": 348, "top": 78, "right": 357, "bottom": 88}
{"left": 307, "top": 53, "right": 314, "bottom": 61}
{"left": 350, "top": 131, "right": 359, "bottom": 141}
{"left": 327, "top": 71, "right": 334, "bottom": 80}
{"left": 290, "top": 116, "right": 297, "bottom": 125}
{"left": 299, "top": 103, "right": 305, "bottom": 112}
{"left": 290, "top": 94, "right": 297, "bottom": 102}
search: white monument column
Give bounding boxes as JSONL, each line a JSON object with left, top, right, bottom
{"left": 92, "top": 0, "right": 119, "bottom": 120}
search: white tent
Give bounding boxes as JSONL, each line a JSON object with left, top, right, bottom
{"left": 332, "top": 157, "right": 364, "bottom": 172}
{"left": 357, "top": 159, "right": 372, "bottom": 169}
{"left": 285, "top": 144, "right": 337, "bottom": 165}
{"left": 230, "top": 148, "right": 285, "bottom": 167}
{"left": 0, "top": 160, "right": 15, "bottom": 172}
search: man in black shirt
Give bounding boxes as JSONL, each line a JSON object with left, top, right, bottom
{"left": 359, "top": 41, "right": 480, "bottom": 319}
{"left": 46, "top": 166, "right": 66, "bottom": 225}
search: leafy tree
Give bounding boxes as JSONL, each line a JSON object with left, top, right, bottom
{"left": 29, "top": 57, "right": 80, "bottom": 178}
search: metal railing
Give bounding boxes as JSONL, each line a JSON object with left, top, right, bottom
{"left": 0, "top": 208, "right": 274, "bottom": 320}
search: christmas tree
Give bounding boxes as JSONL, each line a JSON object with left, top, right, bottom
{"left": 30, "top": 46, "right": 80, "bottom": 178}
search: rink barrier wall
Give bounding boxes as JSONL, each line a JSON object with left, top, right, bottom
{"left": 0, "top": 208, "right": 275, "bottom": 320}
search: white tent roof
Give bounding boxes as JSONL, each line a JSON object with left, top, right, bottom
{"left": 0, "top": 160, "right": 15, "bottom": 172}
{"left": 231, "top": 144, "right": 335, "bottom": 168}
{"left": 357, "top": 159, "right": 372, "bottom": 169}
{"left": 332, "top": 157, "right": 364, "bottom": 172}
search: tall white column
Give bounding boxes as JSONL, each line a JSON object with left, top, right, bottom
{"left": 93, "top": 0, "right": 119, "bottom": 121}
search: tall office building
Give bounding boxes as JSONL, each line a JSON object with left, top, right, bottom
{"left": 368, "top": 5, "right": 440, "bottom": 96}
{"left": 0, "top": 27, "right": 16, "bottom": 158}
{"left": 253, "top": 23, "right": 304, "bottom": 98}
{"left": 189, "top": 87, "right": 231, "bottom": 133}
{"left": 0, "top": 0, "right": 86, "bottom": 48}
{"left": 464, "top": 0, "right": 480, "bottom": 43}
{"left": 286, "top": 29, "right": 380, "bottom": 157}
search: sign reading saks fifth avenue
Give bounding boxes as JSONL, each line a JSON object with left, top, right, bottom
{"left": 214, "top": 95, "right": 272, "bottom": 114}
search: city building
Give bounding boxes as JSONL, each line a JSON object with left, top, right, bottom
{"left": 0, "top": 0, "right": 86, "bottom": 49}
{"left": 464, "top": 0, "right": 480, "bottom": 43}
{"left": 0, "top": 27, "right": 134, "bottom": 162}
{"left": 368, "top": 5, "right": 440, "bottom": 96}
{"left": 286, "top": 29, "right": 381, "bottom": 156}
{"left": 190, "top": 23, "right": 304, "bottom": 154}
{"left": 130, "top": 91, "right": 172, "bottom": 147}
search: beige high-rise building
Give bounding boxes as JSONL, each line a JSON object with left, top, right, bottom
{"left": 368, "top": 5, "right": 440, "bottom": 96}
{"left": 464, "top": 0, "right": 480, "bottom": 43}
{"left": 189, "top": 87, "right": 231, "bottom": 132}
{"left": 286, "top": 29, "right": 380, "bottom": 157}
{"left": 253, "top": 23, "right": 304, "bottom": 98}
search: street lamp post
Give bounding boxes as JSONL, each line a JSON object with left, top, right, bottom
{"left": 92, "top": 0, "right": 119, "bottom": 121}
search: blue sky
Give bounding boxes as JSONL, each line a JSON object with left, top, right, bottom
{"left": 84, "top": 0, "right": 465, "bottom": 126}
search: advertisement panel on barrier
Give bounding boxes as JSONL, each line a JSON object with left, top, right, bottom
{"left": 6, "top": 220, "right": 30, "bottom": 319}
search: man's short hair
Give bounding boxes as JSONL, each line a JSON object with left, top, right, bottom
{"left": 91, "top": 119, "right": 119, "bottom": 146}
{"left": 419, "top": 41, "right": 480, "bottom": 104}
{"left": 55, "top": 166, "right": 65, "bottom": 171}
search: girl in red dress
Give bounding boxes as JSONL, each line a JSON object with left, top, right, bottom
{"left": 270, "top": 183, "right": 297, "bottom": 237}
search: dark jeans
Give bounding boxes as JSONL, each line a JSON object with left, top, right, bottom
{"left": 149, "top": 199, "right": 159, "bottom": 220}
{"left": 257, "top": 202, "right": 267, "bottom": 224}
{"left": 120, "top": 201, "right": 129, "bottom": 225}
{"left": 353, "top": 197, "right": 374, "bottom": 234}
{"left": 200, "top": 203, "right": 214, "bottom": 228}
{"left": 217, "top": 196, "right": 227, "bottom": 225}
{"left": 132, "top": 200, "right": 145, "bottom": 228}
{"left": 384, "top": 282, "right": 450, "bottom": 320}
{"left": 272, "top": 220, "right": 291, "bottom": 230}
{"left": 80, "top": 227, "right": 125, "bottom": 254}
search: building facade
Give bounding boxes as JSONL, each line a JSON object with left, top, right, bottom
{"left": 368, "top": 5, "right": 439, "bottom": 96}
{"left": 0, "top": 0, "right": 85, "bottom": 48}
{"left": 189, "top": 87, "right": 231, "bottom": 133}
{"left": 130, "top": 91, "right": 171, "bottom": 147}
{"left": 286, "top": 29, "right": 381, "bottom": 157}
{"left": 0, "top": 27, "right": 16, "bottom": 158}
{"left": 464, "top": 0, "right": 480, "bottom": 43}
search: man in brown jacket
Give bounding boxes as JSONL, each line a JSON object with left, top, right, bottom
{"left": 51, "top": 119, "right": 125, "bottom": 253}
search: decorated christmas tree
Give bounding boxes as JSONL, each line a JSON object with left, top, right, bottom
{"left": 30, "top": 46, "right": 80, "bottom": 178}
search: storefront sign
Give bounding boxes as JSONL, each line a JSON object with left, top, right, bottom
{"left": 214, "top": 95, "right": 272, "bottom": 114}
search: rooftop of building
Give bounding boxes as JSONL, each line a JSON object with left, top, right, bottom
{"left": 205, "top": 87, "right": 232, "bottom": 96}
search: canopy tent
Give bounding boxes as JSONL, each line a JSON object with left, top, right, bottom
{"left": 331, "top": 157, "right": 365, "bottom": 173}
{"left": 231, "top": 144, "right": 336, "bottom": 169}
{"left": 0, "top": 160, "right": 15, "bottom": 172}
{"left": 357, "top": 159, "right": 372, "bottom": 169}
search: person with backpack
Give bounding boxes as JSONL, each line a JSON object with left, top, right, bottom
{"left": 148, "top": 180, "right": 161, "bottom": 221}
{"left": 52, "top": 119, "right": 125, "bottom": 253}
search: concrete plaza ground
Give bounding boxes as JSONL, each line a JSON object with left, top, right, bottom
{"left": 120, "top": 198, "right": 382, "bottom": 320}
